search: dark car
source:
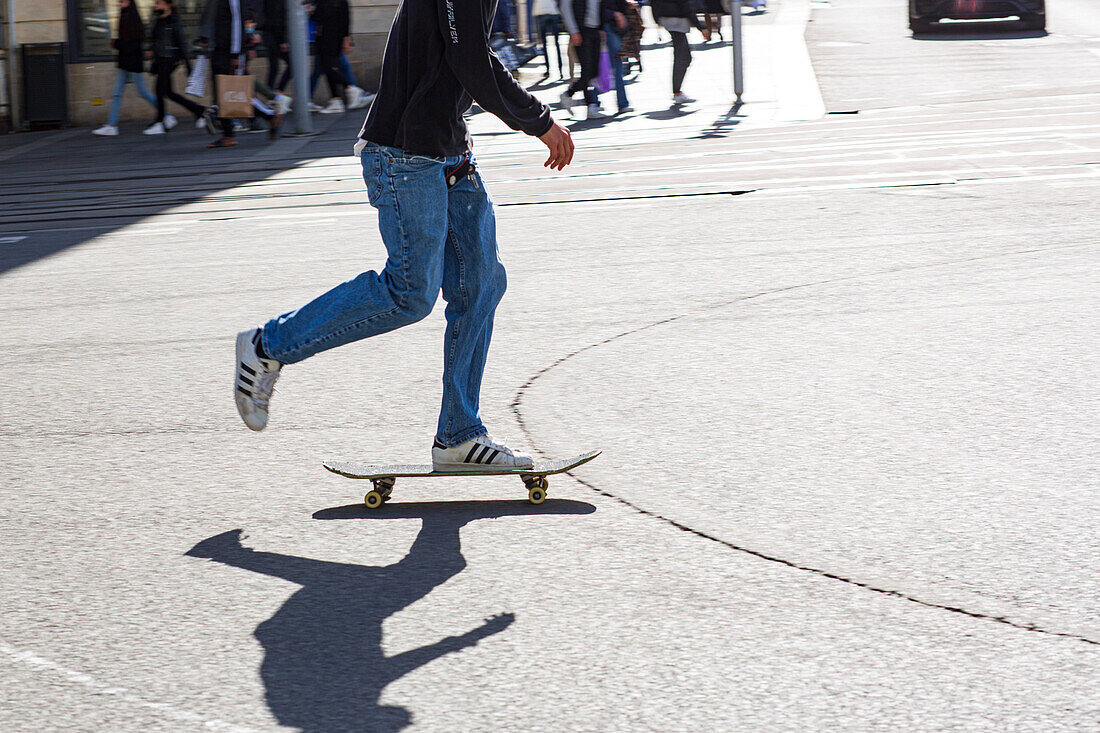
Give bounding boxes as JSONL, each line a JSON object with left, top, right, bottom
{"left": 909, "top": 0, "right": 1045, "bottom": 33}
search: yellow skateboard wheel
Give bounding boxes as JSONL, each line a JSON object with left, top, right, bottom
{"left": 364, "top": 491, "right": 384, "bottom": 509}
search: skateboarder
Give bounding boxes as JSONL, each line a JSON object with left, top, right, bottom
{"left": 234, "top": 0, "right": 575, "bottom": 471}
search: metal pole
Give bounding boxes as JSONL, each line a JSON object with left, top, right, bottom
{"left": 730, "top": 0, "right": 743, "bottom": 104}
{"left": 286, "top": 0, "right": 313, "bottom": 134}
{"left": 5, "top": 0, "right": 18, "bottom": 129}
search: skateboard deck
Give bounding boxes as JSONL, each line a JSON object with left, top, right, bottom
{"left": 323, "top": 450, "right": 601, "bottom": 508}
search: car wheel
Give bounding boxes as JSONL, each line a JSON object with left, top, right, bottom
{"left": 1020, "top": 13, "right": 1045, "bottom": 31}
{"left": 909, "top": 17, "right": 934, "bottom": 33}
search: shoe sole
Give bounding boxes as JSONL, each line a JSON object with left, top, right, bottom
{"left": 431, "top": 463, "right": 536, "bottom": 474}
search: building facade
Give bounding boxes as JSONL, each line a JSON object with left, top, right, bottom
{"left": 0, "top": 0, "right": 399, "bottom": 130}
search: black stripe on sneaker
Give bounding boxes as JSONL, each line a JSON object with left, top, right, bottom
{"left": 241, "top": 363, "right": 257, "bottom": 376}
{"left": 477, "top": 446, "right": 495, "bottom": 464}
{"left": 237, "top": 385, "right": 252, "bottom": 396}
{"left": 434, "top": 438, "right": 448, "bottom": 450}
{"left": 486, "top": 449, "right": 500, "bottom": 464}
{"left": 465, "top": 444, "right": 481, "bottom": 463}
{"left": 239, "top": 375, "right": 254, "bottom": 386}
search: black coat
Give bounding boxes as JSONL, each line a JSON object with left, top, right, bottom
{"left": 151, "top": 13, "right": 191, "bottom": 69}
{"left": 263, "top": 0, "right": 287, "bottom": 46}
{"left": 313, "top": 0, "right": 350, "bottom": 48}
{"left": 199, "top": 0, "right": 265, "bottom": 54}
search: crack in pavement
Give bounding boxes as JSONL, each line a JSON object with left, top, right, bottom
{"left": 510, "top": 243, "right": 1100, "bottom": 647}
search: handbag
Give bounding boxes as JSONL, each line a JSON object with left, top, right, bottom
{"left": 216, "top": 74, "right": 255, "bottom": 118}
{"left": 596, "top": 48, "right": 613, "bottom": 93}
{"left": 185, "top": 54, "right": 208, "bottom": 98}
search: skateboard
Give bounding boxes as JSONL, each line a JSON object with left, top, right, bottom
{"left": 323, "top": 450, "right": 601, "bottom": 508}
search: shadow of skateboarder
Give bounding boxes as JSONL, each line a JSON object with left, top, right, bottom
{"left": 187, "top": 499, "right": 595, "bottom": 732}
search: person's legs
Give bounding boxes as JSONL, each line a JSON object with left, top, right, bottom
{"left": 155, "top": 65, "right": 170, "bottom": 122}
{"left": 536, "top": 15, "right": 551, "bottom": 73}
{"left": 436, "top": 159, "right": 507, "bottom": 446}
{"left": 339, "top": 53, "right": 356, "bottom": 86}
{"left": 211, "top": 53, "right": 236, "bottom": 138}
{"left": 265, "top": 43, "right": 282, "bottom": 89}
{"left": 131, "top": 70, "right": 159, "bottom": 109}
{"left": 106, "top": 69, "right": 128, "bottom": 126}
{"left": 321, "top": 46, "right": 345, "bottom": 101}
{"left": 670, "top": 31, "right": 691, "bottom": 94}
{"left": 260, "top": 145, "right": 453, "bottom": 365}
{"left": 565, "top": 27, "right": 600, "bottom": 102}
{"left": 603, "top": 25, "right": 629, "bottom": 109}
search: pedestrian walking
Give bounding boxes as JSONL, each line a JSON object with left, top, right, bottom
{"left": 312, "top": 0, "right": 353, "bottom": 113}
{"left": 262, "top": 0, "right": 293, "bottom": 94}
{"left": 560, "top": 0, "right": 608, "bottom": 119}
{"left": 602, "top": 0, "right": 632, "bottom": 113}
{"left": 93, "top": 0, "right": 158, "bottom": 136}
{"left": 652, "top": 0, "right": 709, "bottom": 104}
{"left": 532, "top": 0, "right": 564, "bottom": 80}
{"left": 198, "top": 0, "right": 281, "bottom": 148}
{"left": 144, "top": 0, "right": 207, "bottom": 135}
{"left": 618, "top": 0, "right": 644, "bottom": 74}
{"left": 233, "top": 0, "right": 575, "bottom": 471}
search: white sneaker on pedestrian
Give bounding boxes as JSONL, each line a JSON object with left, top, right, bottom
{"left": 347, "top": 85, "right": 372, "bottom": 110}
{"left": 274, "top": 93, "right": 293, "bottom": 115}
{"left": 196, "top": 115, "right": 208, "bottom": 129}
{"left": 93, "top": 124, "right": 119, "bottom": 136}
{"left": 618, "top": 105, "right": 634, "bottom": 114}
{"left": 320, "top": 98, "right": 346, "bottom": 114}
{"left": 234, "top": 328, "right": 281, "bottom": 432}
{"left": 673, "top": 92, "right": 696, "bottom": 105}
{"left": 143, "top": 122, "right": 167, "bottom": 135}
{"left": 432, "top": 435, "right": 535, "bottom": 472}
{"left": 587, "top": 103, "right": 609, "bottom": 120}
{"left": 164, "top": 114, "right": 179, "bottom": 130}
{"left": 559, "top": 91, "right": 574, "bottom": 114}
{"left": 309, "top": 101, "right": 324, "bottom": 112}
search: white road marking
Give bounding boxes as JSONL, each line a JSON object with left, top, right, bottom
{"left": 0, "top": 236, "right": 28, "bottom": 244}
{"left": 0, "top": 640, "right": 258, "bottom": 733}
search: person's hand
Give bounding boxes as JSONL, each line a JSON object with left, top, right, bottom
{"left": 614, "top": 11, "right": 627, "bottom": 28}
{"left": 247, "top": 49, "right": 257, "bottom": 61}
{"left": 280, "top": 43, "right": 289, "bottom": 53}
{"left": 343, "top": 36, "right": 352, "bottom": 54}
{"left": 145, "top": 50, "right": 153, "bottom": 59}
{"left": 702, "top": 27, "right": 712, "bottom": 41}
{"left": 570, "top": 32, "right": 582, "bottom": 46}
{"left": 538, "top": 121, "right": 574, "bottom": 171}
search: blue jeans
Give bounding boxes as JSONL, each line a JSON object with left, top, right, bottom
{"left": 261, "top": 144, "right": 507, "bottom": 447}
{"left": 107, "top": 69, "right": 157, "bottom": 126}
{"left": 603, "top": 24, "right": 629, "bottom": 110}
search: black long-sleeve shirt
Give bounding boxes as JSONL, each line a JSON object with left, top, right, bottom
{"left": 358, "top": 0, "right": 553, "bottom": 158}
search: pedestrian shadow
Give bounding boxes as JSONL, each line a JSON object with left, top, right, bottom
{"left": 642, "top": 106, "right": 699, "bottom": 121}
{"left": 186, "top": 499, "right": 595, "bottom": 732}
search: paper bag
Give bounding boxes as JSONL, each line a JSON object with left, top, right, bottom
{"left": 216, "top": 74, "right": 255, "bottom": 118}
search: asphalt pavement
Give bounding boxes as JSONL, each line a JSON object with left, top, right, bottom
{"left": 1, "top": 0, "right": 1098, "bottom": 730}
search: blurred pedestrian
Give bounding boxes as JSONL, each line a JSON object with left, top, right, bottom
{"left": 312, "top": 0, "right": 352, "bottom": 113}
{"left": 602, "top": 0, "right": 632, "bottom": 113}
{"left": 560, "top": 0, "right": 608, "bottom": 120}
{"left": 198, "top": 0, "right": 281, "bottom": 148}
{"left": 704, "top": 0, "right": 725, "bottom": 41}
{"left": 262, "top": 0, "right": 293, "bottom": 94}
{"left": 93, "top": 0, "right": 158, "bottom": 136}
{"left": 532, "top": 0, "right": 564, "bottom": 80}
{"left": 652, "top": 0, "right": 709, "bottom": 104}
{"left": 618, "top": 0, "right": 644, "bottom": 74}
{"left": 144, "top": 0, "right": 207, "bottom": 135}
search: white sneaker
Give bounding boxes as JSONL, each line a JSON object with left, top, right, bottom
{"left": 432, "top": 435, "right": 535, "bottom": 472}
{"left": 234, "top": 328, "right": 281, "bottom": 432}
{"left": 93, "top": 124, "right": 119, "bottom": 136}
{"left": 673, "top": 92, "right": 696, "bottom": 105}
{"left": 587, "top": 104, "right": 608, "bottom": 120}
{"left": 309, "top": 101, "right": 324, "bottom": 112}
{"left": 143, "top": 122, "right": 167, "bottom": 135}
{"left": 164, "top": 114, "right": 178, "bottom": 130}
{"left": 559, "top": 91, "right": 574, "bottom": 114}
{"left": 196, "top": 115, "right": 208, "bottom": 129}
{"left": 320, "top": 98, "right": 345, "bottom": 114}
{"left": 275, "top": 93, "right": 293, "bottom": 115}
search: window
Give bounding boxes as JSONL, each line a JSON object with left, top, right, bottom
{"left": 67, "top": 0, "right": 206, "bottom": 62}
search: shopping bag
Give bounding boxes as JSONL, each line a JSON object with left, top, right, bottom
{"left": 216, "top": 74, "right": 255, "bottom": 118}
{"left": 596, "top": 48, "right": 612, "bottom": 93}
{"left": 185, "top": 55, "right": 208, "bottom": 98}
